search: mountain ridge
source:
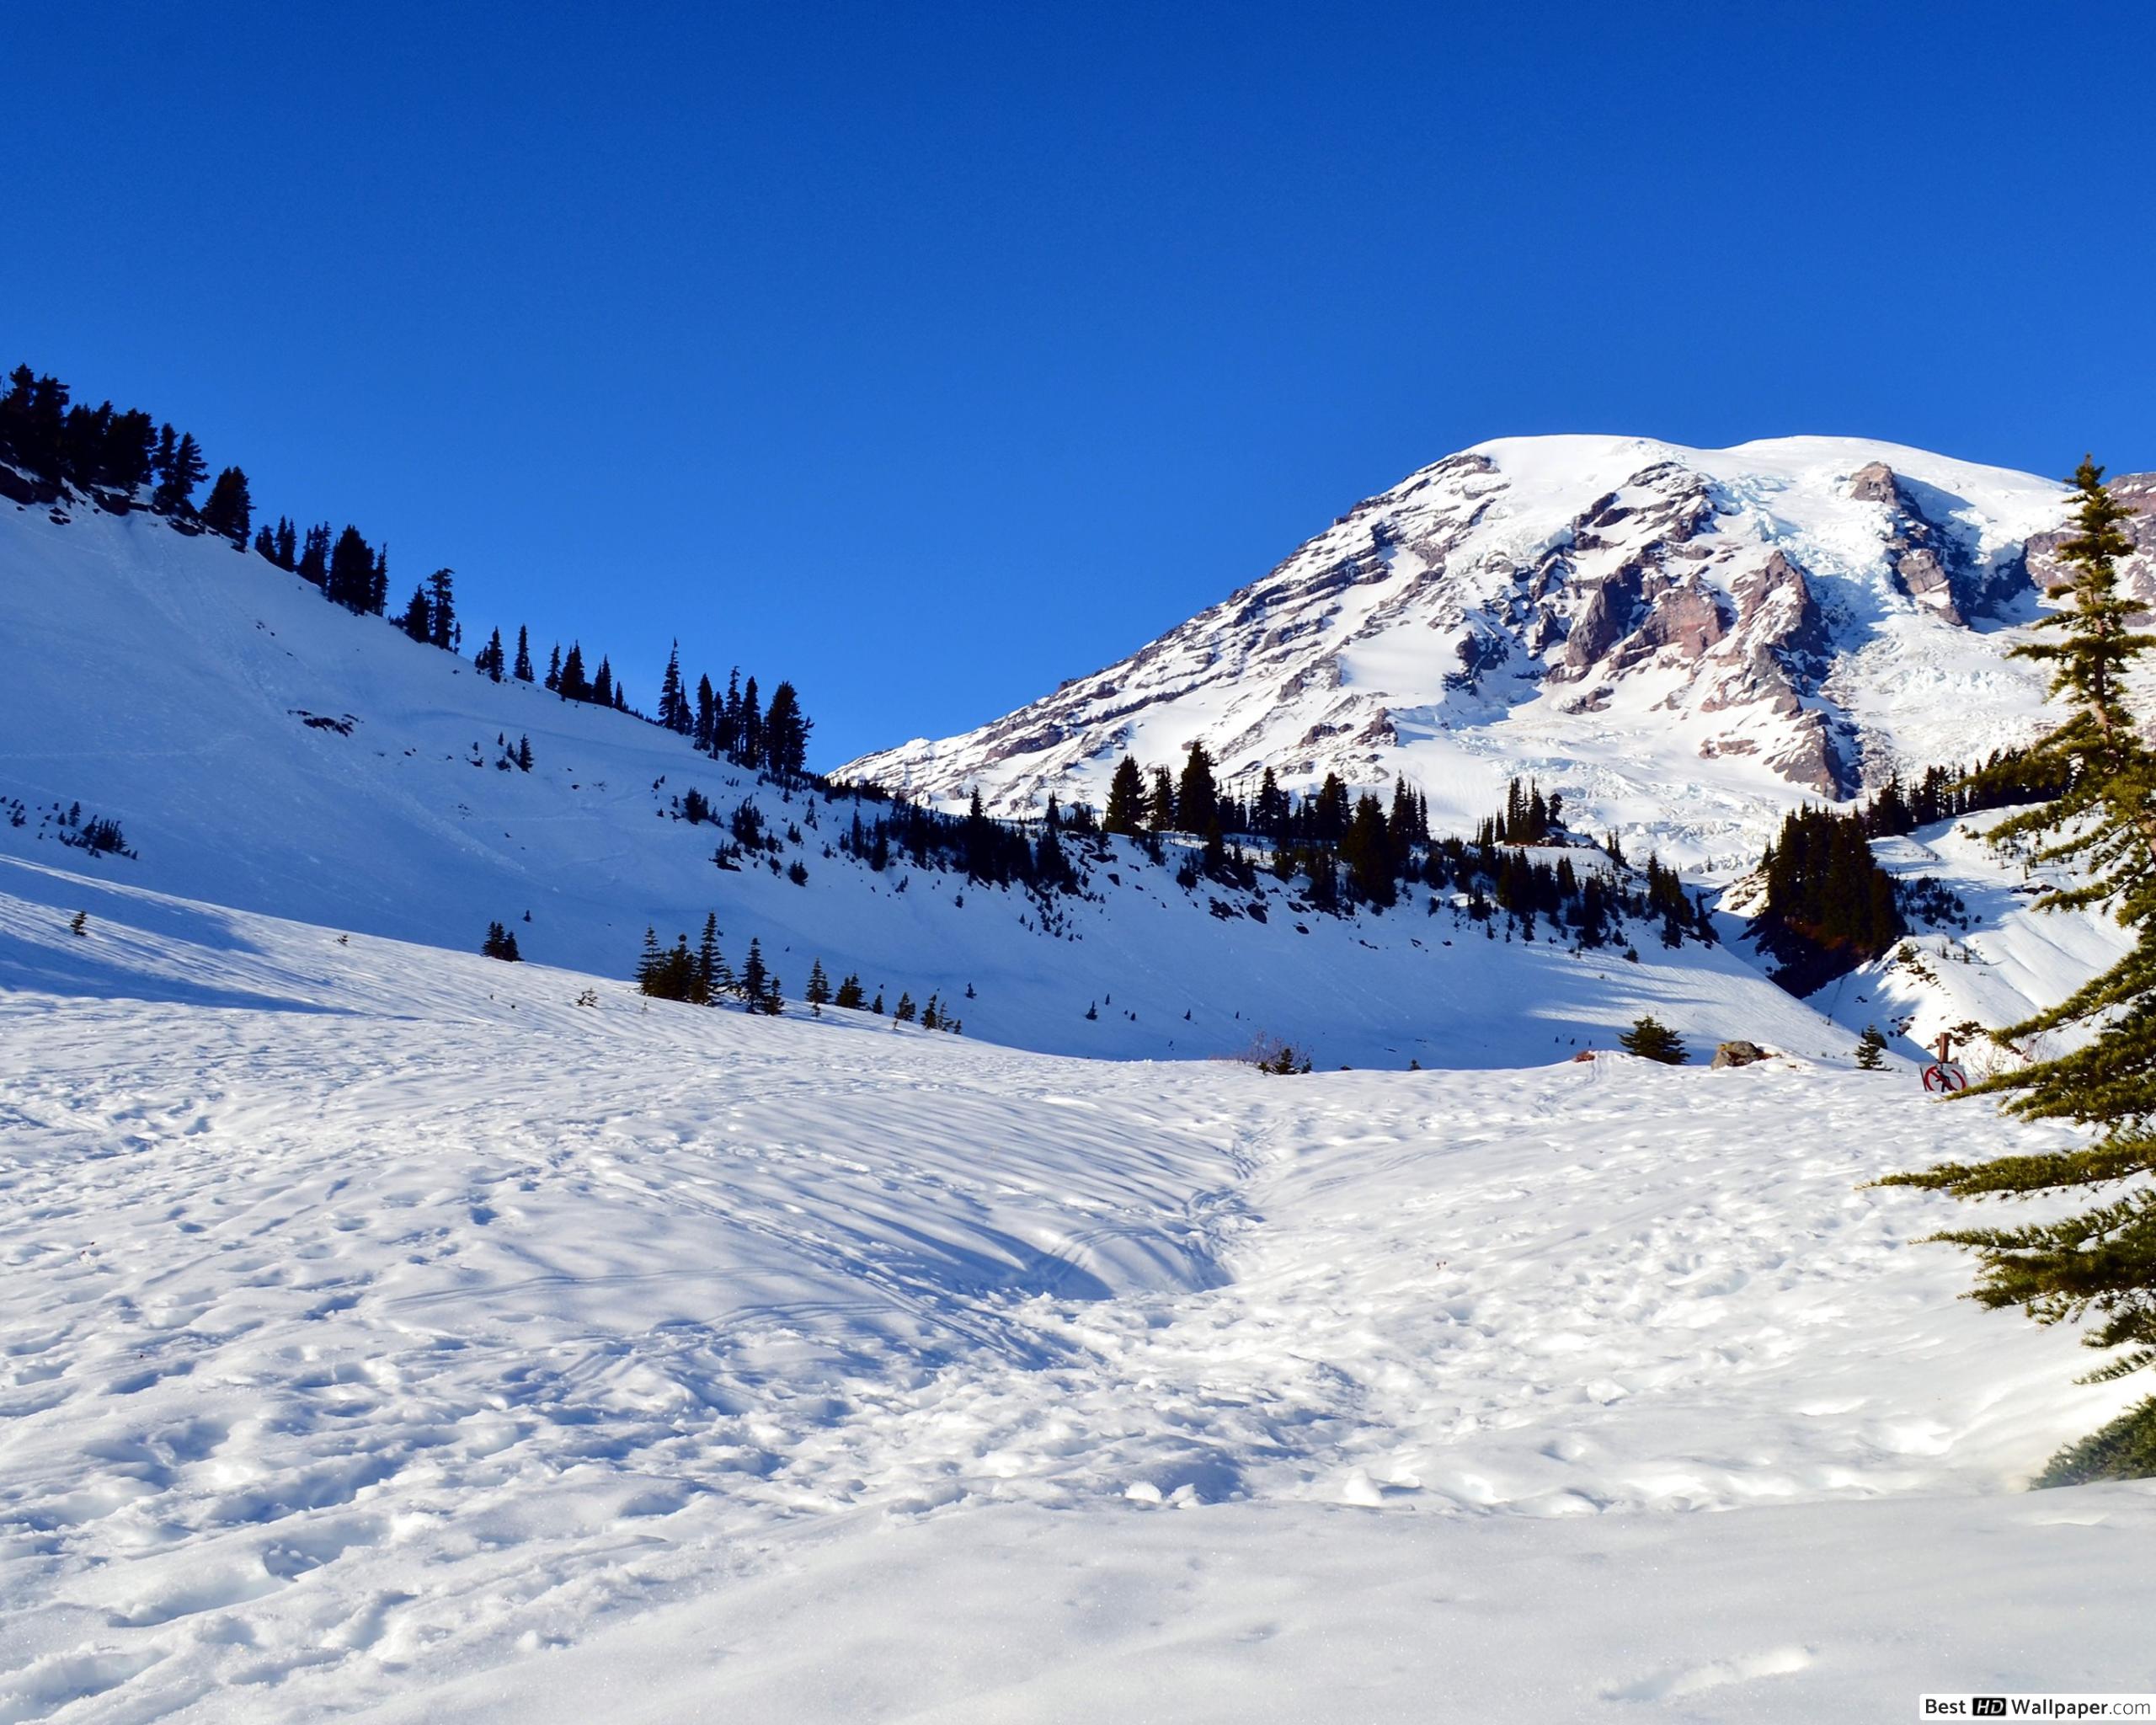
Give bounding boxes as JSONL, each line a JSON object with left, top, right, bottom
{"left": 842, "top": 435, "right": 2154, "bottom": 872}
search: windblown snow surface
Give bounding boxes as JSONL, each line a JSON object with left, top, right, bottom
{"left": 2, "top": 857, "right": 2151, "bottom": 1723}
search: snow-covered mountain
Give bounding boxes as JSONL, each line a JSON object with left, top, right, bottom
{"left": 845, "top": 435, "right": 2146, "bottom": 870}
{"left": 0, "top": 485, "right": 1849, "bottom": 1068}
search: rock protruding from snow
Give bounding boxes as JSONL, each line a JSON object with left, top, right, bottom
{"left": 843, "top": 436, "right": 2078, "bottom": 862}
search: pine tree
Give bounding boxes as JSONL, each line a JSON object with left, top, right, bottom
{"left": 806, "top": 959, "right": 831, "bottom": 1014}
{"left": 740, "top": 937, "right": 771, "bottom": 1010}
{"left": 1855, "top": 1025, "right": 1888, "bottom": 1070}
{"left": 835, "top": 973, "right": 865, "bottom": 1010}
{"left": 478, "top": 627, "right": 505, "bottom": 681}
{"left": 1177, "top": 740, "right": 1219, "bottom": 839}
{"left": 1880, "top": 462, "right": 2156, "bottom": 1457}
{"left": 696, "top": 912, "right": 723, "bottom": 1000}
{"left": 516, "top": 734, "right": 533, "bottom": 772}
{"left": 514, "top": 626, "right": 535, "bottom": 683}
{"left": 200, "top": 466, "right": 252, "bottom": 542}
{"left": 1104, "top": 756, "right": 1147, "bottom": 837}
{"left": 426, "top": 569, "right": 456, "bottom": 651}
{"left": 326, "top": 526, "right": 374, "bottom": 611}
{"left": 546, "top": 643, "right": 563, "bottom": 692}
{"left": 398, "top": 586, "right": 432, "bottom": 642}
{"left": 152, "top": 428, "right": 206, "bottom": 511}
{"left": 1619, "top": 1015, "right": 1687, "bottom": 1064}
{"left": 762, "top": 681, "right": 811, "bottom": 778}
{"left": 894, "top": 991, "right": 916, "bottom": 1023}
{"left": 1148, "top": 766, "right": 1177, "bottom": 834}
{"left": 659, "top": 641, "right": 687, "bottom": 733}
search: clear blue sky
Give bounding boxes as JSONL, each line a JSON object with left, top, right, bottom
{"left": 7, "top": 3, "right": 2151, "bottom": 766}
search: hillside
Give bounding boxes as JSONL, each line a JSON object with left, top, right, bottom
{"left": 0, "top": 489, "right": 1853, "bottom": 1068}
{"left": 0, "top": 859, "right": 2148, "bottom": 1721}
{"left": 843, "top": 435, "right": 2154, "bottom": 872}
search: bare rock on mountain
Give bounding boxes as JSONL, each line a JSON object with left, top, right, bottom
{"left": 842, "top": 435, "right": 2073, "bottom": 863}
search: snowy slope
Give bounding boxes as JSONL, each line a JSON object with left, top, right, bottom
{"left": 1, "top": 860, "right": 2148, "bottom": 1722}
{"left": 843, "top": 435, "right": 2108, "bottom": 872}
{"left": 0, "top": 492, "right": 1856, "bottom": 1068}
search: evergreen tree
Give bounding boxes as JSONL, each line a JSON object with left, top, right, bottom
{"left": 1854, "top": 1025, "right": 1888, "bottom": 1070}
{"left": 740, "top": 937, "right": 771, "bottom": 1009}
{"left": 545, "top": 643, "right": 563, "bottom": 692}
{"left": 762, "top": 681, "right": 812, "bottom": 777}
{"left": 1881, "top": 462, "right": 2156, "bottom": 1431}
{"left": 274, "top": 517, "right": 298, "bottom": 569}
{"left": 894, "top": 991, "right": 916, "bottom": 1023}
{"left": 370, "top": 546, "right": 390, "bottom": 617}
{"left": 1148, "top": 766, "right": 1177, "bottom": 833}
{"left": 1103, "top": 756, "right": 1147, "bottom": 837}
{"left": 558, "top": 644, "right": 588, "bottom": 702}
{"left": 592, "top": 656, "right": 615, "bottom": 708}
{"left": 1619, "top": 1015, "right": 1686, "bottom": 1064}
{"left": 477, "top": 627, "right": 505, "bottom": 680}
{"left": 326, "top": 525, "right": 375, "bottom": 611}
{"left": 514, "top": 625, "right": 535, "bottom": 683}
{"left": 426, "top": 569, "right": 456, "bottom": 650}
{"left": 516, "top": 734, "right": 533, "bottom": 772}
{"left": 693, "top": 912, "right": 728, "bottom": 1000}
{"left": 296, "top": 523, "right": 330, "bottom": 586}
{"left": 834, "top": 973, "right": 866, "bottom": 1011}
{"left": 200, "top": 466, "right": 252, "bottom": 542}
{"left": 805, "top": 959, "right": 831, "bottom": 1014}
{"left": 1177, "top": 740, "right": 1219, "bottom": 839}
{"left": 152, "top": 428, "right": 206, "bottom": 511}
{"left": 398, "top": 585, "right": 432, "bottom": 642}
{"left": 658, "top": 642, "right": 688, "bottom": 733}
{"left": 482, "top": 921, "right": 522, "bottom": 962}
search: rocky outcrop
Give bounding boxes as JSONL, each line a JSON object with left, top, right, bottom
{"left": 840, "top": 435, "right": 2068, "bottom": 844}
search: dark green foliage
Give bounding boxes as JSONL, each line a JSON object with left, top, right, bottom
{"left": 1882, "top": 461, "right": 2156, "bottom": 1410}
{"left": 426, "top": 569, "right": 456, "bottom": 650}
{"left": 514, "top": 626, "right": 535, "bottom": 682}
{"left": 398, "top": 586, "right": 432, "bottom": 643}
{"left": 481, "top": 921, "right": 521, "bottom": 962}
{"left": 1854, "top": 1025, "right": 1888, "bottom": 1070}
{"left": 1619, "top": 1015, "right": 1686, "bottom": 1064}
{"left": 834, "top": 973, "right": 866, "bottom": 1011}
{"left": 326, "top": 525, "right": 379, "bottom": 612}
{"left": 2032, "top": 1396, "right": 2156, "bottom": 1486}
{"left": 805, "top": 959, "right": 830, "bottom": 1013}
{"left": 1752, "top": 806, "right": 1902, "bottom": 991}
{"left": 200, "top": 467, "right": 252, "bottom": 542}
{"left": 475, "top": 628, "right": 506, "bottom": 681}
{"left": 894, "top": 991, "right": 916, "bottom": 1023}
{"left": 1103, "top": 756, "right": 1146, "bottom": 836}
{"left": 152, "top": 429, "right": 206, "bottom": 512}
{"left": 636, "top": 927, "right": 703, "bottom": 1002}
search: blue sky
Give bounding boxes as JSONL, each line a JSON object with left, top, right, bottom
{"left": 7, "top": 3, "right": 2152, "bottom": 765}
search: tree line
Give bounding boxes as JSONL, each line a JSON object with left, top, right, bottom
{"left": 2, "top": 358, "right": 818, "bottom": 775}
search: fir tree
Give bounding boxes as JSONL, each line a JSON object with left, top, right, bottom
{"left": 152, "top": 429, "right": 206, "bottom": 512}
{"left": 894, "top": 991, "right": 916, "bottom": 1023}
{"left": 1855, "top": 1025, "right": 1888, "bottom": 1070}
{"left": 696, "top": 912, "right": 723, "bottom": 999}
{"left": 326, "top": 526, "right": 375, "bottom": 611}
{"left": 516, "top": 734, "right": 533, "bottom": 772}
{"left": 1148, "top": 766, "right": 1177, "bottom": 834}
{"left": 762, "top": 681, "right": 812, "bottom": 778}
{"left": 514, "top": 625, "right": 535, "bottom": 683}
{"left": 200, "top": 466, "right": 252, "bottom": 542}
{"left": 806, "top": 959, "right": 831, "bottom": 1014}
{"left": 426, "top": 569, "right": 456, "bottom": 650}
{"left": 398, "top": 586, "right": 431, "bottom": 642}
{"left": 545, "top": 643, "right": 563, "bottom": 692}
{"left": 1103, "top": 756, "right": 1147, "bottom": 837}
{"left": 1880, "top": 462, "right": 2156, "bottom": 1443}
{"left": 1619, "top": 1015, "right": 1686, "bottom": 1064}
{"left": 658, "top": 642, "right": 688, "bottom": 733}
{"left": 834, "top": 973, "right": 865, "bottom": 1011}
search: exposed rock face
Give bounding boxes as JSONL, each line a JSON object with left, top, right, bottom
{"left": 1711, "top": 1040, "right": 1771, "bottom": 1068}
{"left": 842, "top": 435, "right": 2075, "bottom": 858}
{"left": 2025, "top": 470, "right": 2156, "bottom": 607}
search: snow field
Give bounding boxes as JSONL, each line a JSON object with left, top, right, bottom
{"left": 1, "top": 865, "right": 2148, "bottom": 1720}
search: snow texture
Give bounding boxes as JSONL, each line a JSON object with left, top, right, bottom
{"left": 0, "top": 862, "right": 2148, "bottom": 1721}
